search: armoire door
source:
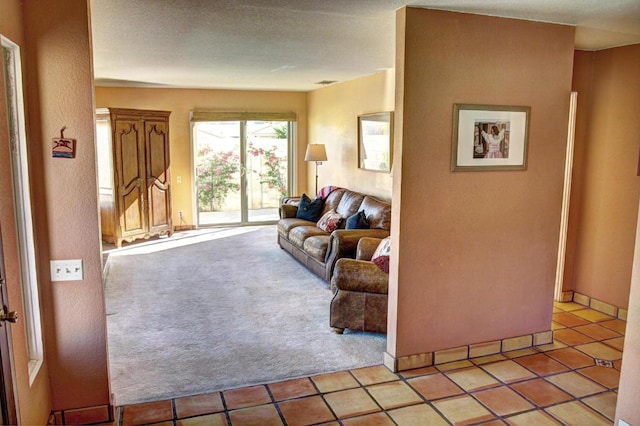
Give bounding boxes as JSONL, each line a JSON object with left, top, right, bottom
{"left": 145, "top": 118, "right": 171, "bottom": 234}
{"left": 114, "top": 118, "right": 147, "bottom": 240}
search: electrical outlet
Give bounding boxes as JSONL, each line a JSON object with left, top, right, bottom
{"left": 50, "top": 259, "right": 83, "bottom": 282}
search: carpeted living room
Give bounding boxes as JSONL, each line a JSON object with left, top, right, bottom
{"left": 103, "top": 225, "right": 386, "bottom": 406}
{"left": 4, "top": 1, "right": 638, "bottom": 424}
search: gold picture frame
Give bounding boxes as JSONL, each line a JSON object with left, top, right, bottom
{"left": 452, "top": 104, "right": 530, "bottom": 171}
{"left": 358, "top": 111, "right": 393, "bottom": 173}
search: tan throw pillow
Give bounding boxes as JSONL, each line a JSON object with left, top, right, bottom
{"left": 316, "top": 209, "right": 343, "bottom": 233}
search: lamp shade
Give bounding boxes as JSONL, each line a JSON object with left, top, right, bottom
{"left": 304, "top": 144, "right": 327, "bottom": 162}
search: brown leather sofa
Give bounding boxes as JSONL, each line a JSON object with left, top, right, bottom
{"left": 277, "top": 188, "right": 391, "bottom": 282}
{"left": 330, "top": 237, "right": 388, "bottom": 334}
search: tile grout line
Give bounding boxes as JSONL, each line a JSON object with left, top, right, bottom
{"left": 115, "top": 303, "right": 622, "bottom": 426}
{"left": 263, "top": 382, "right": 289, "bottom": 425}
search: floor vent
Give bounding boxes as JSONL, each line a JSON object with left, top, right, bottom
{"left": 594, "top": 358, "right": 614, "bottom": 368}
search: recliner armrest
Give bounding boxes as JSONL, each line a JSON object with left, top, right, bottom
{"left": 356, "top": 237, "right": 382, "bottom": 261}
{"left": 331, "top": 258, "right": 388, "bottom": 294}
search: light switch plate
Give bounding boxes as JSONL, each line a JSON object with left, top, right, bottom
{"left": 50, "top": 259, "right": 83, "bottom": 282}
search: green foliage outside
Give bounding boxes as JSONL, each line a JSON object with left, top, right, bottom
{"left": 273, "top": 124, "right": 287, "bottom": 139}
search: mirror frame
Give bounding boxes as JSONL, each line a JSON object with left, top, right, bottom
{"left": 357, "top": 111, "right": 393, "bottom": 173}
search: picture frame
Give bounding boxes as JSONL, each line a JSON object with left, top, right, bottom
{"left": 358, "top": 111, "right": 393, "bottom": 173}
{"left": 451, "top": 104, "right": 530, "bottom": 171}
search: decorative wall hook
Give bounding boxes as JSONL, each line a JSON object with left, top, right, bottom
{"left": 52, "top": 126, "right": 76, "bottom": 158}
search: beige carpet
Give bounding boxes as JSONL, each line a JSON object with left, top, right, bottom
{"left": 104, "top": 225, "right": 386, "bottom": 406}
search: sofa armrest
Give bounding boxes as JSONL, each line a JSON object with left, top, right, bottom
{"left": 279, "top": 196, "right": 301, "bottom": 219}
{"left": 331, "top": 258, "right": 388, "bottom": 294}
{"left": 323, "top": 229, "right": 391, "bottom": 281}
{"left": 356, "top": 238, "right": 382, "bottom": 261}
{"left": 280, "top": 204, "right": 298, "bottom": 219}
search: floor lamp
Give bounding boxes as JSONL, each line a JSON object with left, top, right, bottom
{"left": 304, "top": 144, "right": 327, "bottom": 196}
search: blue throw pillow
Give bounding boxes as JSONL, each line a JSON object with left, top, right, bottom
{"left": 345, "top": 210, "right": 369, "bottom": 230}
{"left": 296, "top": 193, "right": 324, "bottom": 222}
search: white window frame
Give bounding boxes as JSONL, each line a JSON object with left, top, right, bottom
{"left": 189, "top": 111, "right": 297, "bottom": 227}
{"left": 1, "top": 35, "right": 44, "bottom": 383}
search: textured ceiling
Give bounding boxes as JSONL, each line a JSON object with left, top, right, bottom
{"left": 90, "top": 0, "right": 640, "bottom": 92}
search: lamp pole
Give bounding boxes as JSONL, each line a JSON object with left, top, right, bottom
{"left": 314, "top": 161, "right": 320, "bottom": 195}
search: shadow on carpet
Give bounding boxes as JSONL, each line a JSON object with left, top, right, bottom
{"left": 104, "top": 225, "right": 386, "bottom": 405}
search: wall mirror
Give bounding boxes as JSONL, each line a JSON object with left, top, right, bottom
{"left": 358, "top": 111, "right": 393, "bottom": 173}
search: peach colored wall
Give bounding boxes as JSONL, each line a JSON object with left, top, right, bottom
{"left": 390, "top": 8, "right": 575, "bottom": 357}
{"left": 22, "top": 0, "right": 110, "bottom": 413}
{"left": 0, "top": 1, "right": 53, "bottom": 424}
{"left": 567, "top": 45, "right": 640, "bottom": 308}
{"left": 306, "top": 70, "right": 394, "bottom": 199}
{"left": 95, "top": 87, "right": 307, "bottom": 226}
{"left": 562, "top": 51, "right": 593, "bottom": 299}
{"left": 616, "top": 196, "right": 640, "bottom": 425}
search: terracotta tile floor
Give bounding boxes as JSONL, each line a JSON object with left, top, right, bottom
{"left": 113, "top": 303, "right": 624, "bottom": 425}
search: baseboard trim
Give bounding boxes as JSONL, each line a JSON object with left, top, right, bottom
{"left": 571, "top": 291, "right": 628, "bottom": 320}
{"left": 384, "top": 329, "right": 553, "bottom": 372}
{"left": 384, "top": 292, "right": 629, "bottom": 373}
{"left": 560, "top": 291, "right": 574, "bottom": 302}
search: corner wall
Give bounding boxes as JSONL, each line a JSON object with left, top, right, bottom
{"left": 95, "top": 87, "right": 308, "bottom": 226}
{"left": 616, "top": 196, "right": 640, "bottom": 426}
{"left": 566, "top": 45, "right": 640, "bottom": 309}
{"left": 390, "top": 8, "right": 575, "bottom": 357}
{"left": 306, "top": 70, "right": 394, "bottom": 200}
{"left": 22, "top": 0, "right": 110, "bottom": 414}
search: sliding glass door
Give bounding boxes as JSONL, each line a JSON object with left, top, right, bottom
{"left": 193, "top": 118, "right": 293, "bottom": 226}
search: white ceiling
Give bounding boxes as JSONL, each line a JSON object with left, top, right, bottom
{"left": 90, "top": 0, "right": 640, "bottom": 92}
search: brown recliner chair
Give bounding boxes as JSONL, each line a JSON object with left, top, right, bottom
{"left": 330, "top": 237, "right": 388, "bottom": 334}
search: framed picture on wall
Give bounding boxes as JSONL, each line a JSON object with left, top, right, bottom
{"left": 358, "top": 111, "right": 394, "bottom": 173}
{"left": 451, "top": 104, "right": 530, "bottom": 171}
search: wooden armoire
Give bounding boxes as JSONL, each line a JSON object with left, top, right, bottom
{"left": 97, "top": 108, "right": 173, "bottom": 247}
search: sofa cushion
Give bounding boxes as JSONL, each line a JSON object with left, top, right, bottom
{"left": 320, "top": 188, "right": 346, "bottom": 214}
{"left": 335, "top": 191, "right": 365, "bottom": 219}
{"left": 345, "top": 210, "right": 369, "bottom": 230}
{"left": 316, "top": 209, "right": 343, "bottom": 233}
{"left": 277, "top": 218, "right": 315, "bottom": 238}
{"left": 304, "top": 235, "right": 331, "bottom": 261}
{"left": 360, "top": 196, "right": 391, "bottom": 230}
{"left": 288, "top": 225, "right": 327, "bottom": 249}
{"left": 296, "top": 193, "right": 324, "bottom": 222}
{"left": 371, "top": 236, "right": 391, "bottom": 273}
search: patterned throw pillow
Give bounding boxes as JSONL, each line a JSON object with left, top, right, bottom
{"left": 371, "top": 236, "right": 391, "bottom": 273}
{"left": 296, "top": 193, "right": 325, "bottom": 222}
{"left": 316, "top": 209, "right": 343, "bottom": 233}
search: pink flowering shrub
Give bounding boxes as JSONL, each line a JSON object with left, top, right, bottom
{"left": 196, "top": 148, "right": 240, "bottom": 211}
{"left": 247, "top": 142, "right": 287, "bottom": 196}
